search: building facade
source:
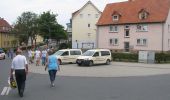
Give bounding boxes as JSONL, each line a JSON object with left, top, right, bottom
{"left": 66, "top": 19, "right": 72, "bottom": 43}
{"left": 0, "top": 18, "right": 18, "bottom": 48}
{"left": 72, "top": 1, "right": 101, "bottom": 49}
{"left": 97, "top": 0, "right": 170, "bottom": 52}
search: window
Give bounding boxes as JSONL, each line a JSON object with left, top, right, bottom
{"left": 137, "top": 24, "right": 148, "bottom": 32}
{"left": 109, "top": 38, "right": 119, "bottom": 46}
{"left": 139, "top": 12, "right": 148, "bottom": 20}
{"left": 112, "top": 15, "right": 119, "bottom": 21}
{"left": 95, "top": 14, "right": 99, "bottom": 18}
{"left": 88, "top": 14, "right": 91, "bottom": 18}
{"left": 88, "top": 33, "right": 91, "bottom": 37}
{"left": 62, "top": 51, "right": 69, "bottom": 56}
{"left": 70, "top": 51, "right": 81, "bottom": 55}
{"left": 93, "top": 52, "right": 99, "bottom": 57}
{"left": 137, "top": 38, "right": 147, "bottom": 46}
{"left": 124, "top": 25, "right": 130, "bottom": 29}
{"left": 80, "top": 14, "right": 83, "bottom": 18}
{"left": 101, "top": 51, "right": 110, "bottom": 56}
{"left": 88, "top": 24, "right": 90, "bottom": 28}
{"left": 125, "top": 30, "right": 130, "bottom": 37}
{"left": 109, "top": 25, "right": 118, "bottom": 32}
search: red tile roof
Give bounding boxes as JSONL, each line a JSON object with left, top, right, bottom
{"left": 97, "top": 0, "right": 170, "bottom": 26}
{"left": 0, "top": 18, "right": 11, "bottom": 27}
{"left": 0, "top": 18, "right": 11, "bottom": 32}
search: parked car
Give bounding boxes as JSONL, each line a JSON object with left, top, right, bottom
{"left": 0, "top": 50, "right": 6, "bottom": 60}
{"left": 76, "top": 49, "right": 112, "bottom": 66}
{"left": 53, "top": 49, "right": 82, "bottom": 65}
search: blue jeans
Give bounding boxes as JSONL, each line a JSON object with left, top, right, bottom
{"left": 42, "top": 57, "right": 46, "bottom": 65}
{"left": 48, "top": 70, "right": 57, "bottom": 82}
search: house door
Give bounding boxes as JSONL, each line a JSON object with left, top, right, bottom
{"left": 124, "top": 42, "right": 130, "bottom": 52}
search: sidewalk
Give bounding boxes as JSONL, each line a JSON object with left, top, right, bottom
{"left": 29, "top": 62, "right": 170, "bottom": 77}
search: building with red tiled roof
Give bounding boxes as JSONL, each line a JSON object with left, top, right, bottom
{"left": 96, "top": 0, "right": 170, "bottom": 52}
{"left": 0, "top": 18, "right": 18, "bottom": 48}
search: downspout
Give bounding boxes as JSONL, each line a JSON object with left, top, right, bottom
{"left": 162, "top": 23, "right": 164, "bottom": 53}
{"left": 96, "top": 26, "right": 99, "bottom": 48}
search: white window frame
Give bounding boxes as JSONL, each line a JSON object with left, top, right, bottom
{"left": 109, "top": 25, "right": 118, "bottom": 33}
{"left": 137, "top": 24, "right": 148, "bottom": 32}
{"left": 109, "top": 38, "right": 119, "bottom": 46}
{"left": 136, "top": 38, "right": 148, "bottom": 46}
{"left": 112, "top": 15, "right": 119, "bottom": 21}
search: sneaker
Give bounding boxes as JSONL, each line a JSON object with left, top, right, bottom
{"left": 51, "top": 82, "right": 55, "bottom": 87}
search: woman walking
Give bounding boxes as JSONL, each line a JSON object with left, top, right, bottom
{"left": 45, "top": 51, "right": 60, "bottom": 87}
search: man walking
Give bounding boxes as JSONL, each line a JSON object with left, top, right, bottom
{"left": 10, "top": 49, "right": 28, "bottom": 97}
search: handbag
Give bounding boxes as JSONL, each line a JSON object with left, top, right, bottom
{"left": 8, "top": 76, "right": 17, "bottom": 89}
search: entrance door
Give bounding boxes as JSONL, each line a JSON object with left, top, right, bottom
{"left": 124, "top": 42, "right": 130, "bottom": 52}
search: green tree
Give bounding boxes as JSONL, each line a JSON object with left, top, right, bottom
{"left": 38, "top": 11, "right": 67, "bottom": 45}
{"left": 13, "top": 11, "right": 38, "bottom": 46}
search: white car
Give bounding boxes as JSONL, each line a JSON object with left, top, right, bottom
{"left": 0, "top": 50, "right": 6, "bottom": 60}
{"left": 76, "top": 49, "right": 112, "bottom": 66}
{"left": 53, "top": 49, "right": 82, "bottom": 65}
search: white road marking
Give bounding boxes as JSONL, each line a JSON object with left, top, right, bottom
{"left": 1, "top": 87, "right": 8, "bottom": 95}
{"left": 5, "top": 87, "right": 11, "bottom": 95}
{"left": 1, "top": 87, "right": 12, "bottom": 96}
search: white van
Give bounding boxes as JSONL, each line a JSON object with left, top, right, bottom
{"left": 53, "top": 49, "right": 82, "bottom": 65}
{"left": 76, "top": 49, "right": 112, "bottom": 66}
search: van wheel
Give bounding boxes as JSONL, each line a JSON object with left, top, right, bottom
{"left": 106, "top": 59, "right": 110, "bottom": 65}
{"left": 78, "top": 63, "right": 82, "bottom": 66}
{"left": 3, "top": 56, "right": 5, "bottom": 59}
{"left": 58, "top": 59, "right": 62, "bottom": 65}
{"left": 89, "top": 61, "right": 93, "bottom": 66}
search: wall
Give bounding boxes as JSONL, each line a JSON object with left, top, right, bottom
{"left": 72, "top": 3, "right": 101, "bottom": 49}
{"left": 97, "top": 23, "right": 164, "bottom": 52}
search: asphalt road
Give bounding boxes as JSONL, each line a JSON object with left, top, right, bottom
{"left": 1, "top": 57, "right": 170, "bottom": 100}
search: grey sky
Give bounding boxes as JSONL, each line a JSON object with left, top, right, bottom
{"left": 0, "top": 0, "right": 126, "bottom": 28}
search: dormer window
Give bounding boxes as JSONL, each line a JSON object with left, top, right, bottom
{"left": 138, "top": 9, "right": 149, "bottom": 20}
{"left": 112, "top": 11, "right": 121, "bottom": 21}
{"left": 113, "top": 15, "right": 119, "bottom": 21}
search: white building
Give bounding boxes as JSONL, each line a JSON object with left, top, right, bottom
{"left": 72, "top": 1, "right": 101, "bottom": 49}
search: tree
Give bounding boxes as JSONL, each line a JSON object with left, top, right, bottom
{"left": 38, "top": 11, "right": 67, "bottom": 45}
{"left": 13, "top": 11, "right": 38, "bottom": 46}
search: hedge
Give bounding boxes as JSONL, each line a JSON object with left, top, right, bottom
{"left": 112, "top": 52, "right": 170, "bottom": 63}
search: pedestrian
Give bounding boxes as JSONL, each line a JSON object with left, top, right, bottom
{"left": 10, "top": 48, "right": 14, "bottom": 59}
{"left": 31, "top": 48, "right": 35, "bottom": 63}
{"left": 10, "top": 49, "right": 28, "bottom": 97}
{"left": 35, "top": 48, "right": 41, "bottom": 66}
{"left": 28, "top": 49, "right": 32, "bottom": 64}
{"left": 45, "top": 51, "right": 60, "bottom": 87}
{"left": 41, "top": 48, "right": 47, "bottom": 66}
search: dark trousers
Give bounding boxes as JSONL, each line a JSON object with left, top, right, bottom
{"left": 48, "top": 70, "right": 57, "bottom": 82}
{"left": 15, "top": 69, "right": 26, "bottom": 94}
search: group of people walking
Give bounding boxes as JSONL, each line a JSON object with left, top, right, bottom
{"left": 10, "top": 47, "right": 60, "bottom": 97}
{"left": 28, "top": 48, "right": 48, "bottom": 66}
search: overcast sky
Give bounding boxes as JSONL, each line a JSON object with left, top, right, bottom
{"left": 0, "top": 0, "right": 126, "bottom": 28}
